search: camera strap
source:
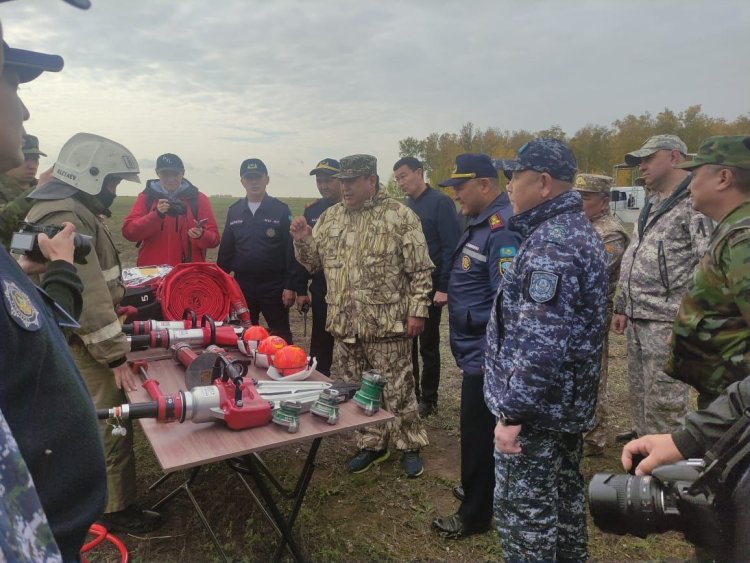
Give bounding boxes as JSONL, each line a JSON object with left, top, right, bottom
{"left": 691, "top": 408, "right": 750, "bottom": 498}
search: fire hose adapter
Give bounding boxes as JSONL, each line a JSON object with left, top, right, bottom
{"left": 11, "top": 221, "right": 92, "bottom": 264}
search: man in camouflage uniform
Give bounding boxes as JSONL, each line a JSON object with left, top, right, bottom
{"left": 291, "top": 154, "right": 433, "bottom": 477}
{"left": 612, "top": 135, "right": 712, "bottom": 437}
{"left": 487, "top": 139, "right": 608, "bottom": 561}
{"left": 666, "top": 135, "right": 750, "bottom": 408}
{"left": 0, "top": 134, "right": 45, "bottom": 248}
{"left": 573, "top": 173, "right": 629, "bottom": 455}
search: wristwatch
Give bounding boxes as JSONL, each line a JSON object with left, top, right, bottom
{"left": 498, "top": 411, "right": 521, "bottom": 426}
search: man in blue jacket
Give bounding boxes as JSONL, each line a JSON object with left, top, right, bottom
{"left": 487, "top": 139, "right": 608, "bottom": 561}
{"left": 218, "top": 158, "right": 302, "bottom": 342}
{"left": 432, "top": 153, "right": 521, "bottom": 537}
{"left": 394, "top": 156, "right": 461, "bottom": 417}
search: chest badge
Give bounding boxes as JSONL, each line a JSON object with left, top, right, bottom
{"left": 2, "top": 279, "right": 41, "bottom": 331}
{"left": 266, "top": 228, "right": 277, "bottom": 238}
{"left": 528, "top": 271, "right": 559, "bottom": 303}
{"left": 461, "top": 255, "right": 471, "bottom": 271}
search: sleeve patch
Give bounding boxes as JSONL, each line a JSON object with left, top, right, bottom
{"left": 525, "top": 271, "right": 560, "bottom": 303}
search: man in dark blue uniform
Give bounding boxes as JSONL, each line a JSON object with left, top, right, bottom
{"left": 394, "top": 156, "right": 461, "bottom": 417}
{"left": 295, "top": 158, "right": 341, "bottom": 375}
{"left": 486, "top": 139, "right": 608, "bottom": 561}
{"left": 431, "top": 153, "right": 521, "bottom": 537}
{"left": 218, "top": 158, "right": 301, "bottom": 343}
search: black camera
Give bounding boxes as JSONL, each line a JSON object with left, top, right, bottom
{"left": 589, "top": 460, "right": 725, "bottom": 551}
{"left": 10, "top": 222, "right": 92, "bottom": 264}
{"left": 166, "top": 200, "right": 186, "bottom": 216}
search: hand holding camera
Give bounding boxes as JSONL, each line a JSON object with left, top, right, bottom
{"left": 12, "top": 221, "right": 92, "bottom": 269}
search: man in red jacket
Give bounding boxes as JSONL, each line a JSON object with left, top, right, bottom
{"left": 122, "top": 153, "right": 219, "bottom": 265}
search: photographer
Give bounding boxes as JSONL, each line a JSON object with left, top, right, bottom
{"left": 122, "top": 153, "right": 219, "bottom": 266}
{"left": 622, "top": 374, "right": 750, "bottom": 559}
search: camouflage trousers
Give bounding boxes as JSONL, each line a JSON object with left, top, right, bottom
{"left": 585, "top": 328, "right": 611, "bottom": 448}
{"left": 626, "top": 319, "right": 689, "bottom": 435}
{"left": 70, "top": 342, "right": 136, "bottom": 513}
{"left": 494, "top": 427, "right": 587, "bottom": 562}
{"left": 334, "top": 337, "right": 429, "bottom": 452}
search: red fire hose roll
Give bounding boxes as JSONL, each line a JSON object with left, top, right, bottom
{"left": 158, "top": 262, "right": 249, "bottom": 323}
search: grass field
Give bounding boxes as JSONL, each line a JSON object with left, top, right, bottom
{"left": 89, "top": 196, "right": 693, "bottom": 561}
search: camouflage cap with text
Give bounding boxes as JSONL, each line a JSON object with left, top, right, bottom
{"left": 625, "top": 134, "right": 688, "bottom": 166}
{"left": 573, "top": 173, "right": 613, "bottom": 194}
{"left": 334, "top": 154, "right": 377, "bottom": 179}
{"left": 673, "top": 135, "right": 750, "bottom": 171}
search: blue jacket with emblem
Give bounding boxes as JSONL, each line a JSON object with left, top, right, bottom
{"left": 483, "top": 190, "right": 608, "bottom": 433}
{"left": 449, "top": 192, "right": 521, "bottom": 376}
{"left": 217, "top": 194, "right": 304, "bottom": 293}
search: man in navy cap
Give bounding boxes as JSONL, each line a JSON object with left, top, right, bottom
{"left": 218, "top": 158, "right": 302, "bottom": 342}
{"left": 394, "top": 156, "right": 461, "bottom": 418}
{"left": 294, "top": 158, "right": 342, "bottom": 375}
{"left": 487, "top": 139, "right": 608, "bottom": 561}
{"left": 432, "top": 153, "right": 521, "bottom": 538}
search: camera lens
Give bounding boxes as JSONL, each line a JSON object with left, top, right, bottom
{"left": 589, "top": 472, "right": 678, "bottom": 537}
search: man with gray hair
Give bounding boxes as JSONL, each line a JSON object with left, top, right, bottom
{"left": 612, "top": 135, "right": 713, "bottom": 438}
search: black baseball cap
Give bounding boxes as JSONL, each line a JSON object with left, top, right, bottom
{"left": 3, "top": 41, "right": 64, "bottom": 83}
{"left": 240, "top": 158, "right": 268, "bottom": 177}
{"left": 156, "top": 153, "right": 184, "bottom": 172}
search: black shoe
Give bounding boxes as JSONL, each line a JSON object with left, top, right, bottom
{"left": 401, "top": 450, "right": 424, "bottom": 478}
{"left": 98, "top": 505, "right": 162, "bottom": 534}
{"left": 418, "top": 401, "right": 436, "bottom": 418}
{"left": 347, "top": 449, "right": 390, "bottom": 474}
{"left": 432, "top": 513, "right": 491, "bottom": 538}
{"left": 615, "top": 430, "right": 638, "bottom": 444}
{"left": 452, "top": 484, "right": 465, "bottom": 502}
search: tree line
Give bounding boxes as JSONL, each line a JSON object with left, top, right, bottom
{"left": 392, "top": 105, "right": 749, "bottom": 192}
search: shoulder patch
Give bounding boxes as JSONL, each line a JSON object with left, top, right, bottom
{"left": 526, "top": 271, "right": 560, "bottom": 303}
{"left": 499, "top": 257, "right": 512, "bottom": 276}
{"left": 546, "top": 224, "right": 567, "bottom": 244}
{"left": 488, "top": 213, "right": 504, "bottom": 231}
{"left": 499, "top": 246, "right": 516, "bottom": 257}
{"left": 2, "top": 278, "right": 41, "bottom": 331}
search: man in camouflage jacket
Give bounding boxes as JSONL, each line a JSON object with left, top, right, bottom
{"left": 291, "top": 154, "right": 433, "bottom": 477}
{"left": 487, "top": 139, "right": 608, "bottom": 561}
{"left": 612, "top": 135, "right": 713, "bottom": 436}
{"left": 573, "top": 173, "right": 629, "bottom": 454}
{"left": 0, "top": 134, "right": 45, "bottom": 248}
{"left": 667, "top": 135, "right": 750, "bottom": 408}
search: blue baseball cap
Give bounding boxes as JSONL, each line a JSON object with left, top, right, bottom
{"left": 493, "top": 138, "right": 577, "bottom": 182}
{"left": 309, "top": 158, "right": 340, "bottom": 176}
{"left": 3, "top": 41, "right": 64, "bottom": 83}
{"left": 240, "top": 158, "right": 268, "bottom": 177}
{"left": 438, "top": 153, "right": 498, "bottom": 187}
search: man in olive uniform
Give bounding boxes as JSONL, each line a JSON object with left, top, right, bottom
{"left": 291, "top": 154, "right": 433, "bottom": 477}
{"left": 0, "top": 134, "right": 46, "bottom": 248}
{"left": 666, "top": 135, "right": 750, "bottom": 408}
{"left": 573, "top": 173, "right": 629, "bottom": 455}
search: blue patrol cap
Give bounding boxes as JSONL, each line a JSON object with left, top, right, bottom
{"left": 3, "top": 41, "right": 64, "bottom": 83}
{"left": 309, "top": 158, "right": 340, "bottom": 176}
{"left": 240, "top": 158, "right": 268, "bottom": 177}
{"left": 438, "top": 153, "right": 497, "bottom": 187}
{"left": 494, "top": 138, "right": 577, "bottom": 182}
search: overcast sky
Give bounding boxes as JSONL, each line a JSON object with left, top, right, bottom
{"left": 2, "top": 0, "right": 749, "bottom": 198}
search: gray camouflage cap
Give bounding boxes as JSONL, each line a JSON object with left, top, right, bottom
{"left": 573, "top": 173, "right": 613, "bottom": 194}
{"left": 625, "top": 134, "right": 688, "bottom": 166}
{"left": 334, "top": 154, "right": 377, "bottom": 179}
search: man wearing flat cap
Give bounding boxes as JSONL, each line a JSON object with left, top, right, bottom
{"left": 487, "top": 138, "right": 608, "bottom": 561}
{"left": 0, "top": 134, "right": 46, "bottom": 248}
{"left": 665, "top": 135, "right": 750, "bottom": 407}
{"left": 291, "top": 154, "right": 433, "bottom": 477}
{"left": 612, "top": 135, "right": 712, "bottom": 439}
{"left": 293, "top": 158, "right": 343, "bottom": 376}
{"left": 431, "top": 153, "right": 520, "bottom": 538}
{"left": 573, "top": 174, "right": 629, "bottom": 456}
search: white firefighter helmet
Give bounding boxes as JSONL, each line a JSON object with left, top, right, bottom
{"left": 53, "top": 132, "right": 140, "bottom": 195}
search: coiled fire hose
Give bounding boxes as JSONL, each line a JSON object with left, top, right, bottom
{"left": 158, "top": 262, "right": 249, "bottom": 323}
{"left": 81, "top": 523, "right": 128, "bottom": 562}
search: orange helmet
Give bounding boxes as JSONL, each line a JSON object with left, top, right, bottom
{"left": 257, "top": 335, "right": 287, "bottom": 358}
{"left": 242, "top": 325, "right": 269, "bottom": 344}
{"left": 273, "top": 345, "right": 309, "bottom": 377}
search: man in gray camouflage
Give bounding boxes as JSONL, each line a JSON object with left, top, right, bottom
{"left": 573, "top": 173, "right": 629, "bottom": 455}
{"left": 291, "top": 154, "right": 433, "bottom": 477}
{"left": 612, "top": 135, "right": 712, "bottom": 437}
